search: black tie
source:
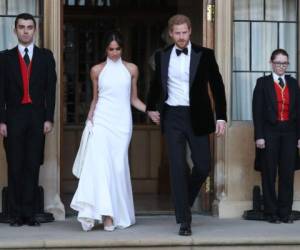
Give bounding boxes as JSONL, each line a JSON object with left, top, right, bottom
{"left": 278, "top": 77, "right": 284, "bottom": 88}
{"left": 176, "top": 47, "right": 188, "bottom": 56}
{"left": 23, "top": 48, "right": 30, "bottom": 67}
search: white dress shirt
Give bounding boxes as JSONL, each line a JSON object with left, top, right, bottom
{"left": 164, "top": 42, "right": 225, "bottom": 125}
{"left": 165, "top": 42, "right": 191, "bottom": 106}
{"left": 18, "top": 43, "right": 34, "bottom": 60}
{"left": 272, "top": 72, "right": 286, "bottom": 84}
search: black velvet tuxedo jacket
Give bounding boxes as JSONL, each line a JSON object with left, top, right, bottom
{"left": 0, "top": 46, "right": 57, "bottom": 123}
{"left": 252, "top": 74, "right": 300, "bottom": 171}
{"left": 146, "top": 43, "right": 227, "bottom": 136}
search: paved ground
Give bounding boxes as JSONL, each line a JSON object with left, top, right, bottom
{"left": 0, "top": 215, "right": 300, "bottom": 249}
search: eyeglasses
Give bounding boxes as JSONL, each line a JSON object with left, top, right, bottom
{"left": 272, "top": 61, "right": 289, "bottom": 68}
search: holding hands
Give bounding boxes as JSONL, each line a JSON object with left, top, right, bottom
{"left": 147, "top": 111, "right": 160, "bottom": 125}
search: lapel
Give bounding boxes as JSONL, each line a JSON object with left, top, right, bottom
{"left": 9, "top": 47, "right": 23, "bottom": 90}
{"left": 160, "top": 45, "right": 172, "bottom": 94}
{"left": 189, "top": 43, "right": 202, "bottom": 87}
{"left": 160, "top": 43, "right": 203, "bottom": 90}
{"left": 266, "top": 74, "right": 277, "bottom": 112}
{"left": 286, "top": 75, "right": 295, "bottom": 113}
{"left": 29, "top": 46, "right": 40, "bottom": 85}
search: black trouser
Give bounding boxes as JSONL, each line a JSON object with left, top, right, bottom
{"left": 261, "top": 121, "right": 296, "bottom": 218}
{"left": 4, "top": 104, "right": 45, "bottom": 218}
{"left": 163, "top": 105, "right": 210, "bottom": 223}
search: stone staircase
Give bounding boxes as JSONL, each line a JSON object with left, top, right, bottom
{"left": 0, "top": 215, "right": 299, "bottom": 249}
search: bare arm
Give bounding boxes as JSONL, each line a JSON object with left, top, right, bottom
{"left": 87, "top": 64, "right": 102, "bottom": 122}
{"left": 127, "top": 63, "right": 146, "bottom": 113}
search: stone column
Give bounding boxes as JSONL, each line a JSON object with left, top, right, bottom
{"left": 213, "top": 0, "right": 261, "bottom": 218}
{"left": 40, "top": 0, "right": 65, "bottom": 220}
{"left": 212, "top": 0, "right": 232, "bottom": 217}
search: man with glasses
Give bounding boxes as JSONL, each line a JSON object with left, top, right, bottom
{"left": 252, "top": 48, "right": 300, "bottom": 224}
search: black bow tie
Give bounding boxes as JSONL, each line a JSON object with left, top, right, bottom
{"left": 176, "top": 47, "right": 188, "bottom": 56}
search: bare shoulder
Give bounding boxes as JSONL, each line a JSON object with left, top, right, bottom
{"left": 90, "top": 62, "right": 106, "bottom": 78}
{"left": 123, "top": 61, "right": 138, "bottom": 76}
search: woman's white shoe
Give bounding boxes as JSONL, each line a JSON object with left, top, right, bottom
{"left": 79, "top": 218, "right": 94, "bottom": 232}
{"left": 103, "top": 216, "right": 115, "bottom": 231}
{"left": 104, "top": 224, "right": 115, "bottom": 231}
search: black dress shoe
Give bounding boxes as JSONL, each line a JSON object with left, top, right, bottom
{"left": 267, "top": 215, "right": 280, "bottom": 224}
{"left": 9, "top": 217, "right": 23, "bottom": 227}
{"left": 25, "top": 217, "right": 40, "bottom": 226}
{"left": 178, "top": 222, "right": 192, "bottom": 236}
{"left": 280, "top": 215, "right": 294, "bottom": 224}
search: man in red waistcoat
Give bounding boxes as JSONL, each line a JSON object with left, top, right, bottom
{"left": 0, "top": 13, "right": 56, "bottom": 226}
{"left": 253, "top": 49, "right": 300, "bottom": 224}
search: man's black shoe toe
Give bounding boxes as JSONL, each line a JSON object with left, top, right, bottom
{"left": 9, "top": 217, "right": 23, "bottom": 227}
{"left": 178, "top": 222, "right": 192, "bottom": 236}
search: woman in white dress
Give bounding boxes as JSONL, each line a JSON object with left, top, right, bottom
{"left": 71, "top": 31, "right": 146, "bottom": 232}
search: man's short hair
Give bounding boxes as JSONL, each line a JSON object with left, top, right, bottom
{"left": 15, "top": 13, "right": 36, "bottom": 28}
{"left": 168, "top": 14, "right": 192, "bottom": 31}
{"left": 270, "top": 49, "right": 289, "bottom": 61}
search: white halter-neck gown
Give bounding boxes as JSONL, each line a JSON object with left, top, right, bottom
{"left": 71, "top": 58, "right": 135, "bottom": 231}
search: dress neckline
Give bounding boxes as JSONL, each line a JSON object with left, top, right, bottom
{"left": 99, "top": 57, "right": 131, "bottom": 80}
{"left": 106, "top": 57, "right": 122, "bottom": 65}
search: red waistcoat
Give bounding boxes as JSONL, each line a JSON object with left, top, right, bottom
{"left": 274, "top": 81, "right": 290, "bottom": 121}
{"left": 18, "top": 51, "right": 32, "bottom": 104}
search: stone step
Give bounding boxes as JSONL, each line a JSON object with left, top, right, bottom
{"left": 0, "top": 215, "right": 299, "bottom": 249}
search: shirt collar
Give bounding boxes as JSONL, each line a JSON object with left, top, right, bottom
{"left": 272, "top": 72, "right": 286, "bottom": 84}
{"left": 18, "top": 43, "right": 34, "bottom": 56}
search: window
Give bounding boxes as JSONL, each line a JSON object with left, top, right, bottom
{"left": 232, "top": 0, "right": 298, "bottom": 121}
{"left": 0, "top": 0, "right": 43, "bottom": 51}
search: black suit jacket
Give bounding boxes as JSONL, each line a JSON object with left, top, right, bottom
{"left": 0, "top": 46, "right": 57, "bottom": 123}
{"left": 252, "top": 74, "right": 300, "bottom": 171}
{"left": 146, "top": 43, "right": 227, "bottom": 136}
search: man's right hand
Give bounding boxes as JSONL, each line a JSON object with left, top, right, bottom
{"left": 0, "top": 123, "right": 7, "bottom": 137}
{"left": 147, "top": 111, "right": 160, "bottom": 125}
{"left": 255, "top": 138, "right": 265, "bottom": 149}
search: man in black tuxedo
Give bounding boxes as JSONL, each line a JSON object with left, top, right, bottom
{"left": 252, "top": 49, "right": 300, "bottom": 224}
{"left": 0, "top": 13, "right": 56, "bottom": 226}
{"left": 147, "top": 14, "right": 227, "bottom": 236}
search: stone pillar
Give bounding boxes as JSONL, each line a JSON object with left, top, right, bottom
{"left": 212, "top": 0, "right": 233, "bottom": 217}
{"left": 40, "top": 0, "right": 65, "bottom": 220}
{"left": 213, "top": 0, "right": 262, "bottom": 218}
